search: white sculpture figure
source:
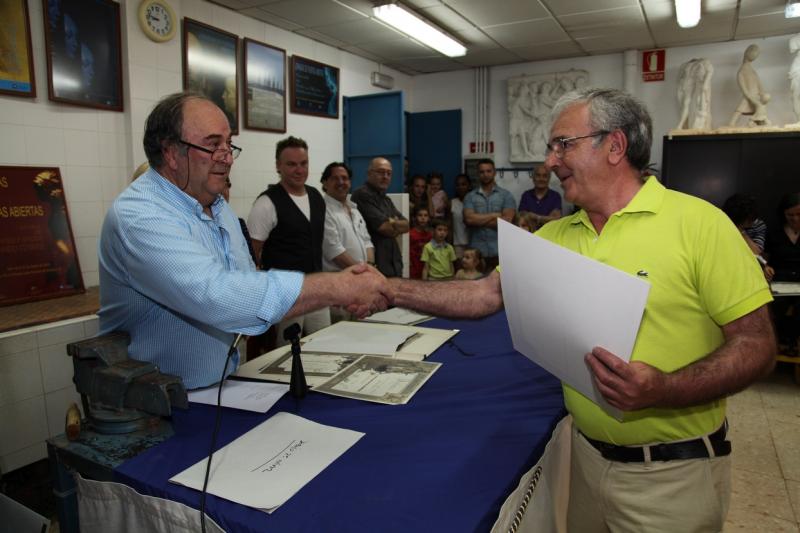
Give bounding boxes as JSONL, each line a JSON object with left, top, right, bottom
{"left": 508, "top": 81, "right": 535, "bottom": 161}
{"left": 787, "top": 34, "right": 800, "bottom": 127}
{"left": 675, "top": 58, "right": 713, "bottom": 130}
{"left": 729, "top": 44, "right": 771, "bottom": 127}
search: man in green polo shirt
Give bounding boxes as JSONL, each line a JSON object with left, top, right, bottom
{"left": 387, "top": 88, "right": 775, "bottom": 531}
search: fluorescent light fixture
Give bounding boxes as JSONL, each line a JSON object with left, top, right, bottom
{"left": 787, "top": 0, "right": 800, "bottom": 18}
{"left": 675, "top": 0, "right": 701, "bottom": 28}
{"left": 373, "top": 2, "right": 467, "bottom": 57}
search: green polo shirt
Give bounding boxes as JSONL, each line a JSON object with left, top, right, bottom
{"left": 421, "top": 241, "right": 456, "bottom": 279}
{"left": 536, "top": 176, "right": 772, "bottom": 445}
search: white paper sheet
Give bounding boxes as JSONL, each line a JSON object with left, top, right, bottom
{"left": 361, "top": 307, "right": 432, "bottom": 325}
{"left": 301, "top": 321, "right": 415, "bottom": 356}
{"left": 498, "top": 220, "right": 650, "bottom": 418}
{"left": 169, "top": 412, "right": 364, "bottom": 513}
{"left": 187, "top": 380, "right": 289, "bottom": 413}
{"left": 772, "top": 281, "right": 800, "bottom": 296}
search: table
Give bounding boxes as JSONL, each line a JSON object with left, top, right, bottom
{"left": 56, "top": 311, "right": 566, "bottom": 532}
{"left": 771, "top": 282, "right": 800, "bottom": 383}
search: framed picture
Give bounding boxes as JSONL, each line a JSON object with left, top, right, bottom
{"left": 243, "top": 38, "right": 286, "bottom": 133}
{"left": 290, "top": 55, "right": 339, "bottom": 119}
{"left": 0, "top": 0, "right": 36, "bottom": 97}
{"left": 0, "top": 166, "right": 85, "bottom": 306}
{"left": 42, "top": 0, "right": 123, "bottom": 111}
{"left": 183, "top": 18, "right": 239, "bottom": 133}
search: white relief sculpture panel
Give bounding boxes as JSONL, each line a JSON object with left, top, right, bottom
{"left": 507, "top": 70, "right": 589, "bottom": 162}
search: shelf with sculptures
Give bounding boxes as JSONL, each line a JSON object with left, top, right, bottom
{"left": 673, "top": 35, "right": 800, "bottom": 135}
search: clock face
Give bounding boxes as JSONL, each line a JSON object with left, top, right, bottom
{"left": 146, "top": 4, "right": 172, "bottom": 36}
{"left": 139, "top": 0, "right": 175, "bottom": 42}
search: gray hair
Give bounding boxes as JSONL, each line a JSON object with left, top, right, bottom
{"left": 551, "top": 88, "right": 652, "bottom": 173}
{"left": 143, "top": 91, "right": 208, "bottom": 169}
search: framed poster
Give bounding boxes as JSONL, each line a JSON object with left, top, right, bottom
{"left": 42, "top": 0, "right": 123, "bottom": 111}
{"left": 183, "top": 18, "right": 239, "bottom": 133}
{"left": 243, "top": 38, "right": 286, "bottom": 132}
{"left": 0, "top": 166, "right": 84, "bottom": 306}
{"left": 0, "top": 0, "right": 36, "bottom": 97}
{"left": 290, "top": 55, "right": 339, "bottom": 119}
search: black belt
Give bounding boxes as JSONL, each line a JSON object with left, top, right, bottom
{"left": 581, "top": 423, "right": 731, "bottom": 463}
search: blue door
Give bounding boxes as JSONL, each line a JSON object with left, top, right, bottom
{"left": 407, "top": 109, "right": 462, "bottom": 195}
{"left": 343, "top": 91, "right": 405, "bottom": 193}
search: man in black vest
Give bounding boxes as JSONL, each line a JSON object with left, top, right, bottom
{"left": 247, "top": 136, "right": 330, "bottom": 345}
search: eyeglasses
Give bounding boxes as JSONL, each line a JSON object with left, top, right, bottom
{"left": 180, "top": 140, "right": 242, "bottom": 161}
{"left": 545, "top": 131, "right": 608, "bottom": 159}
{"left": 370, "top": 168, "right": 392, "bottom": 176}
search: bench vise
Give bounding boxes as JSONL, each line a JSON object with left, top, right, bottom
{"left": 67, "top": 332, "right": 188, "bottom": 434}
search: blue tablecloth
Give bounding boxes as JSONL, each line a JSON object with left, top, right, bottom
{"left": 114, "top": 311, "right": 565, "bottom": 532}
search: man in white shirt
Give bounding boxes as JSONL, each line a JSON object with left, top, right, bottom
{"left": 320, "top": 161, "right": 374, "bottom": 321}
{"left": 246, "top": 136, "right": 330, "bottom": 345}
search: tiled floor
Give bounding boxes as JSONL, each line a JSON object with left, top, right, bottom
{"left": 724, "top": 363, "right": 800, "bottom": 532}
{"left": 1, "top": 364, "right": 798, "bottom": 533}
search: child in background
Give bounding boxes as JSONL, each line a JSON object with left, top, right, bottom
{"left": 422, "top": 219, "right": 457, "bottom": 280}
{"left": 428, "top": 172, "right": 449, "bottom": 220}
{"left": 455, "top": 247, "right": 484, "bottom": 280}
{"left": 517, "top": 211, "right": 537, "bottom": 233}
{"left": 409, "top": 207, "right": 432, "bottom": 279}
{"left": 451, "top": 173, "right": 472, "bottom": 260}
{"left": 408, "top": 175, "right": 429, "bottom": 216}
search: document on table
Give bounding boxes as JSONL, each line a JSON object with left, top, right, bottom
{"left": 314, "top": 355, "right": 441, "bottom": 405}
{"left": 259, "top": 352, "right": 361, "bottom": 377}
{"left": 772, "top": 281, "right": 800, "bottom": 296}
{"left": 361, "top": 307, "right": 432, "bottom": 325}
{"left": 301, "top": 321, "right": 416, "bottom": 356}
{"left": 187, "top": 380, "right": 289, "bottom": 413}
{"left": 498, "top": 220, "right": 650, "bottom": 418}
{"left": 169, "top": 412, "right": 364, "bottom": 513}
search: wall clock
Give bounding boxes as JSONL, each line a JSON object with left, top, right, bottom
{"left": 138, "top": 0, "right": 176, "bottom": 42}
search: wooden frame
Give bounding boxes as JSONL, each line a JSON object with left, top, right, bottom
{"left": 0, "top": 166, "right": 85, "bottom": 306}
{"left": 290, "top": 55, "right": 339, "bottom": 119}
{"left": 243, "top": 38, "right": 286, "bottom": 133}
{"left": 42, "top": 0, "right": 123, "bottom": 111}
{"left": 0, "top": 0, "right": 36, "bottom": 97}
{"left": 183, "top": 18, "right": 239, "bottom": 134}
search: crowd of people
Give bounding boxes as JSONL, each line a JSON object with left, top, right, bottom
{"left": 97, "top": 87, "right": 794, "bottom": 531}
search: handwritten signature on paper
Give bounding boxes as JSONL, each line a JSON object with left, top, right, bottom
{"left": 252, "top": 440, "right": 307, "bottom": 473}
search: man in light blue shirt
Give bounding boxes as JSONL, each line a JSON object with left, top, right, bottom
{"left": 462, "top": 158, "right": 516, "bottom": 271}
{"left": 99, "top": 93, "right": 389, "bottom": 389}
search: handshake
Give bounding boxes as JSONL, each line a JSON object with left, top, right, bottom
{"left": 337, "top": 263, "right": 396, "bottom": 318}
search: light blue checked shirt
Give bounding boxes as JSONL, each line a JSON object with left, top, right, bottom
{"left": 98, "top": 169, "right": 303, "bottom": 389}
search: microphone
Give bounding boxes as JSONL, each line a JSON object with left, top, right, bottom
{"left": 284, "top": 323, "right": 308, "bottom": 399}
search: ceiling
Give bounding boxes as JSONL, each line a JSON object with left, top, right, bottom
{"left": 208, "top": 0, "right": 800, "bottom": 75}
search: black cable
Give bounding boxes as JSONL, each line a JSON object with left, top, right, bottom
{"left": 200, "top": 333, "right": 243, "bottom": 533}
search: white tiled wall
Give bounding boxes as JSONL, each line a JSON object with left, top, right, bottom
{"left": 0, "top": 316, "right": 96, "bottom": 474}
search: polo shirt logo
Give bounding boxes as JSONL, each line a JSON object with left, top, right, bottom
{"left": 637, "top": 270, "right": 648, "bottom": 277}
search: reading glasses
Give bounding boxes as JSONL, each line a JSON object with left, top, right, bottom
{"left": 180, "top": 140, "right": 242, "bottom": 161}
{"left": 545, "top": 130, "right": 608, "bottom": 159}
